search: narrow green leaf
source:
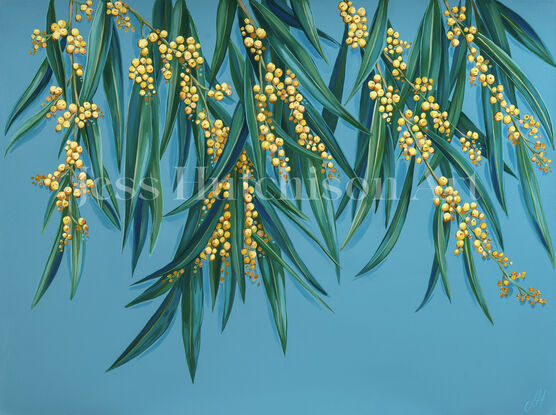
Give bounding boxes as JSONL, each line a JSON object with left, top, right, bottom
{"left": 32, "top": 220, "right": 65, "bottom": 307}
{"left": 496, "top": 1, "right": 556, "bottom": 67}
{"left": 481, "top": 88, "right": 506, "bottom": 211}
{"left": 123, "top": 87, "right": 153, "bottom": 245}
{"left": 356, "top": 158, "right": 415, "bottom": 276}
{"left": 253, "top": 233, "right": 332, "bottom": 312}
{"left": 210, "top": 0, "right": 237, "bottom": 85}
{"left": 290, "top": 0, "right": 327, "bottom": 61}
{"left": 259, "top": 254, "right": 287, "bottom": 352}
{"left": 263, "top": 0, "right": 340, "bottom": 46}
{"left": 462, "top": 238, "right": 493, "bottom": 323}
{"left": 322, "top": 25, "right": 348, "bottom": 132}
{"left": 5, "top": 58, "right": 52, "bottom": 134}
{"left": 80, "top": 0, "right": 112, "bottom": 102}
{"left": 343, "top": 103, "right": 386, "bottom": 248}
{"left": 69, "top": 198, "right": 85, "bottom": 299}
{"left": 181, "top": 271, "right": 203, "bottom": 381}
{"left": 109, "top": 285, "right": 181, "bottom": 370}
{"left": 103, "top": 26, "right": 125, "bottom": 168}
{"left": 5, "top": 103, "right": 52, "bottom": 154}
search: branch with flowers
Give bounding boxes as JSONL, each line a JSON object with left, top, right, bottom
{"left": 4, "top": 0, "right": 555, "bottom": 380}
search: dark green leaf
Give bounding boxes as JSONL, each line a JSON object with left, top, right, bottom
{"left": 181, "top": 270, "right": 203, "bottom": 381}
{"left": 357, "top": 158, "right": 415, "bottom": 276}
{"left": 5, "top": 58, "right": 52, "bottom": 134}
{"left": 109, "top": 284, "right": 181, "bottom": 370}
{"left": 462, "top": 238, "right": 493, "bottom": 323}
{"left": 290, "top": 0, "right": 326, "bottom": 61}
{"left": 210, "top": 0, "right": 237, "bottom": 85}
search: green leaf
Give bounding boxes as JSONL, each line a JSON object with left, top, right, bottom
{"left": 496, "top": 1, "right": 556, "bottom": 67}
{"left": 131, "top": 198, "right": 150, "bottom": 273}
{"left": 242, "top": 57, "right": 266, "bottom": 177}
{"left": 263, "top": 0, "right": 339, "bottom": 46}
{"left": 481, "top": 88, "right": 506, "bottom": 211}
{"left": 109, "top": 284, "right": 181, "bottom": 370}
{"left": 210, "top": 0, "right": 237, "bottom": 85}
{"left": 462, "top": 238, "right": 493, "bottom": 323}
{"left": 80, "top": 121, "right": 105, "bottom": 195}
{"left": 230, "top": 170, "right": 246, "bottom": 302}
{"left": 345, "top": 0, "right": 388, "bottom": 103}
{"left": 259, "top": 254, "right": 287, "bottom": 352}
{"left": 103, "top": 26, "right": 125, "bottom": 168}
{"left": 474, "top": 32, "right": 554, "bottom": 147}
{"left": 150, "top": 0, "right": 173, "bottom": 85}
{"left": 148, "top": 95, "right": 163, "bottom": 252}
{"left": 416, "top": 205, "right": 451, "bottom": 311}
{"left": 322, "top": 25, "right": 348, "bottom": 132}
{"left": 126, "top": 277, "right": 172, "bottom": 308}
{"left": 300, "top": 159, "right": 340, "bottom": 280}
{"left": 290, "top": 0, "right": 327, "bottom": 61}
{"left": 228, "top": 42, "right": 245, "bottom": 102}
{"left": 5, "top": 103, "right": 52, "bottom": 154}
{"left": 419, "top": 0, "right": 442, "bottom": 82}
{"left": 254, "top": 196, "right": 329, "bottom": 293}
{"left": 252, "top": 233, "right": 332, "bottom": 312}
{"left": 209, "top": 255, "right": 223, "bottom": 310}
{"left": 32, "top": 220, "right": 65, "bottom": 307}
{"left": 515, "top": 141, "right": 554, "bottom": 265}
{"left": 69, "top": 198, "right": 85, "bottom": 299}
{"left": 5, "top": 58, "right": 52, "bottom": 134}
{"left": 46, "top": 0, "right": 66, "bottom": 99}
{"left": 356, "top": 158, "right": 415, "bottom": 276}
{"left": 181, "top": 270, "right": 203, "bottom": 381}
{"left": 343, "top": 103, "right": 386, "bottom": 248}
{"left": 250, "top": 0, "right": 369, "bottom": 134}
{"left": 80, "top": 0, "right": 112, "bottom": 102}
{"left": 160, "top": 0, "right": 191, "bottom": 156}
{"left": 123, "top": 87, "right": 153, "bottom": 245}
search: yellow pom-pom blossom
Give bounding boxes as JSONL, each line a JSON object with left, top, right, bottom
{"left": 42, "top": 86, "right": 102, "bottom": 131}
{"left": 106, "top": 1, "right": 135, "bottom": 32}
{"left": 240, "top": 19, "right": 267, "bottom": 61}
{"left": 239, "top": 19, "right": 337, "bottom": 180}
{"left": 32, "top": 139, "right": 95, "bottom": 252}
{"left": 396, "top": 106, "right": 545, "bottom": 306}
{"left": 187, "top": 151, "right": 271, "bottom": 287}
{"left": 338, "top": 1, "right": 369, "bottom": 49}
{"left": 444, "top": 3, "right": 551, "bottom": 173}
{"left": 377, "top": 27, "right": 483, "bottom": 165}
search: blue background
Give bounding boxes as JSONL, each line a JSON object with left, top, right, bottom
{"left": 1, "top": 0, "right": 556, "bottom": 414}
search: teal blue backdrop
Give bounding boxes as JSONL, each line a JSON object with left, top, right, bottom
{"left": 1, "top": 0, "right": 556, "bottom": 414}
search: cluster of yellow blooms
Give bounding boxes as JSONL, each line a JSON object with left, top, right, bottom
{"left": 191, "top": 152, "right": 269, "bottom": 286}
{"left": 337, "top": 1, "right": 369, "bottom": 49}
{"left": 32, "top": 140, "right": 94, "bottom": 252}
{"left": 76, "top": 0, "right": 94, "bottom": 22}
{"left": 72, "top": 62, "right": 84, "bottom": 77}
{"left": 444, "top": 3, "right": 551, "bottom": 173}
{"left": 240, "top": 21, "right": 267, "bottom": 61}
{"left": 196, "top": 111, "right": 230, "bottom": 162}
{"left": 443, "top": 6, "right": 475, "bottom": 47}
{"left": 397, "top": 110, "right": 436, "bottom": 164}
{"left": 43, "top": 87, "right": 102, "bottom": 131}
{"left": 240, "top": 20, "right": 337, "bottom": 178}
{"left": 207, "top": 83, "right": 232, "bottom": 102}
{"left": 360, "top": 21, "right": 542, "bottom": 305}
{"left": 106, "top": 1, "right": 135, "bottom": 32}
{"left": 128, "top": 54, "right": 155, "bottom": 97}
{"left": 433, "top": 177, "right": 545, "bottom": 306}
{"left": 30, "top": 29, "right": 48, "bottom": 54}
{"left": 368, "top": 74, "right": 400, "bottom": 121}
{"left": 383, "top": 28, "right": 410, "bottom": 78}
